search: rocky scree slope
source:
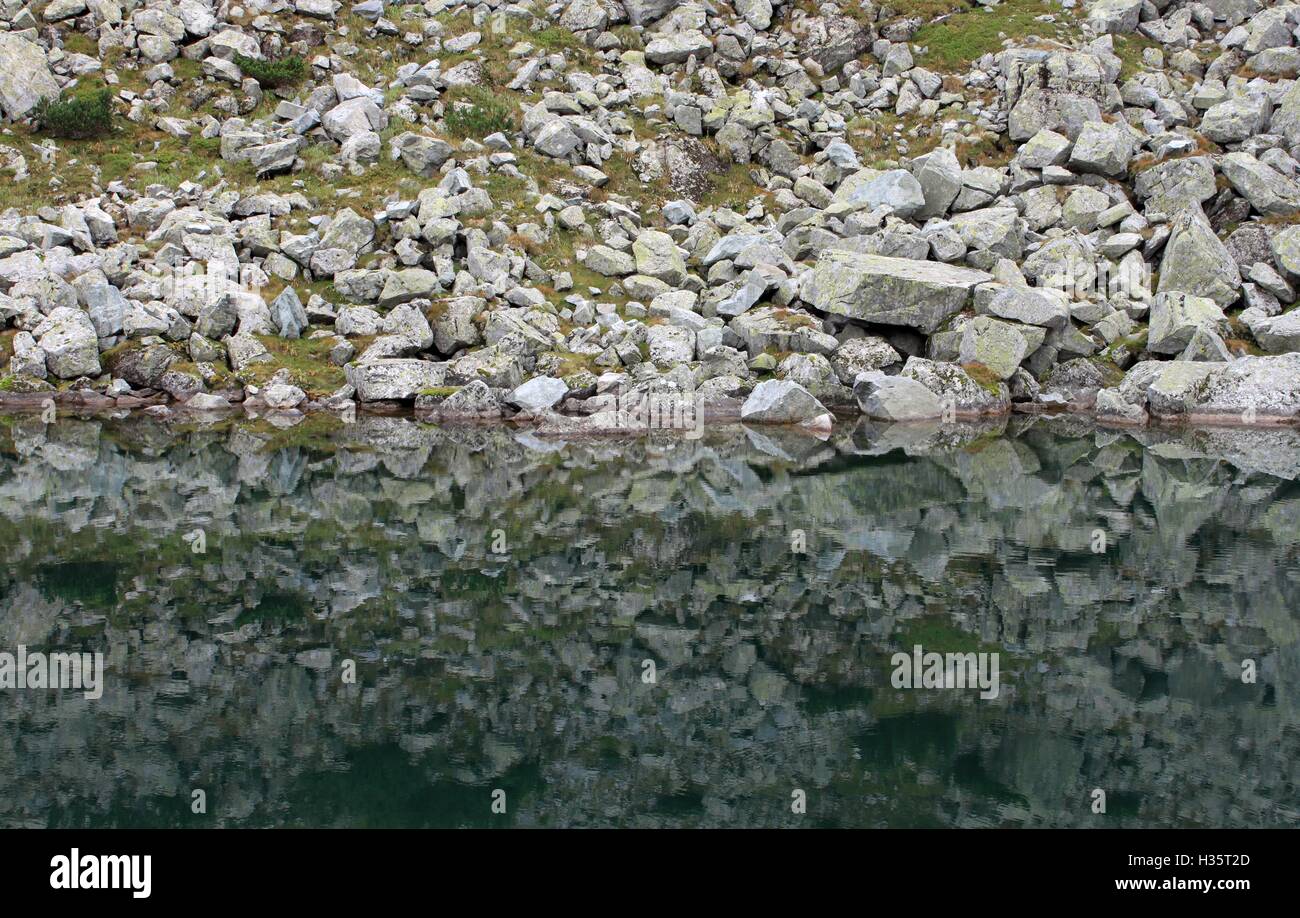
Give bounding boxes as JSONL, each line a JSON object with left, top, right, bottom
{"left": 2, "top": 0, "right": 1300, "bottom": 430}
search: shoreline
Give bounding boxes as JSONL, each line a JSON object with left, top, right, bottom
{"left": 5, "top": 388, "right": 1300, "bottom": 434}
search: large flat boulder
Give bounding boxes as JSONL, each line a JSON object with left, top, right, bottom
{"left": 1143, "top": 355, "right": 1300, "bottom": 420}
{"left": 800, "top": 251, "right": 992, "bottom": 333}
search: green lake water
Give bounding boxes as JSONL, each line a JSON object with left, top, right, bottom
{"left": 0, "top": 412, "right": 1297, "bottom": 827}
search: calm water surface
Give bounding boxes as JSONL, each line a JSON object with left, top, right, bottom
{"left": 1, "top": 412, "right": 1298, "bottom": 827}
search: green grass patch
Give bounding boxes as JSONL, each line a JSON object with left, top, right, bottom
{"left": 913, "top": 0, "right": 1078, "bottom": 71}
{"left": 444, "top": 86, "right": 517, "bottom": 138}
{"left": 879, "top": 0, "right": 969, "bottom": 20}
{"left": 530, "top": 27, "right": 583, "bottom": 52}
{"left": 242, "top": 333, "right": 348, "bottom": 398}
{"left": 1110, "top": 34, "right": 1163, "bottom": 80}
{"left": 698, "top": 163, "right": 767, "bottom": 211}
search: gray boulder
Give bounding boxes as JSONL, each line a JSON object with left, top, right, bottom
{"left": 834, "top": 168, "right": 926, "bottom": 217}
{"left": 829, "top": 336, "right": 901, "bottom": 384}
{"left": 1271, "top": 225, "right": 1300, "bottom": 284}
{"left": 740, "top": 379, "right": 832, "bottom": 427}
{"left": 507, "top": 376, "right": 568, "bottom": 413}
{"left": 1146, "top": 354, "right": 1300, "bottom": 420}
{"left": 1201, "top": 94, "right": 1271, "bottom": 144}
{"left": 270, "top": 287, "right": 308, "bottom": 339}
{"left": 33, "top": 308, "right": 101, "bottom": 379}
{"left": 1147, "top": 291, "right": 1229, "bottom": 354}
{"left": 1086, "top": 0, "right": 1143, "bottom": 33}
{"left": 958, "top": 316, "right": 1031, "bottom": 379}
{"left": 973, "top": 283, "right": 1070, "bottom": 328}
{"left": 1157, "top": 207, "right": 1241, "bottom": 306}
{"left": 1068, "top": 121, "right": 1136, "bottom": 177}
{"left": 0, "top": 34, "right": 60, "bottom": 120}
{"left": 347, "top": 359, "right": 446, "bottom": 401}
{"left": 912, "top": 149, "right": 962, "bottom": 219}
{"left": 901, "top": 357, "right": 1009, "bottom": 416}
{"left": 645, "top": 31, "right": 712, "bottom": 65}
{"left": 1220, "top": 152, "right": 1300, "bottom": 217}
{"left": 623, "top": 0, "right": 676, "bottom": 25}
{"left": 854, "top": 371, "right": 945, "bottom": 421}
{"left": 1243, "top": 307, "right": 1300, "bottom": 354}
{"left": 800, "top": 251, "right": 992, "bottom": 333}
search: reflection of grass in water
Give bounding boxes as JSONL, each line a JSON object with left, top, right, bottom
{"left": 896, "top": 614, "right": 999, "bottom": 654}
{"left": 954, "top": 752, "right": 1029, "bottom": 808}
{"left": 800, "top": 683, "right": 875, "bottom": 715}
{"left": 439, "top": 567, "right": 509, "bottom": 601}
{"left": 652, "top": 785, "right": 706, "bottom": 817}
{"left": 235, "top": 592, "right": 310, "bottom": 628}
{"left": 38, "top": 562, "right": 118, "bottom": 607}
{"left": 286, "top": 743, "right": 543, "bottom": 828}
{"left": 862, "top": 711, "right": 958, "bottom": 768}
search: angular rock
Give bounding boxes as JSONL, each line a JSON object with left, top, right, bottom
{"left": 1157, "top": 208, "right": 1241, "bottom": 306}
{"left": 901, "top": 357, "right": 1010, "bottom": 416}
{"left": 347, "top": 359, "right": 446, "bottom": 401}
{"left": 33, "top": 308, "right": 101, "bottom": 379}
{"left": 958, "top": 316, "right": 1030, "bottom": 380}
{"left": 0, "top": 35, "right": 60, "bottom": 120}
{"left": 507, "top": 376, "right": 568, "bottom": 413}
{"left": 854, "top": 370, "right": 945, "bottom": 421}
{"left": 740, "top": 379, "right": 832, "bottom": 427}
{"left": 833, "top": 168, "right": 925, "bottom": 217}
{"left": 800, "top": 251, "right": 992, "bottom": 333}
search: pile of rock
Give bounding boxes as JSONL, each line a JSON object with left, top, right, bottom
{"left": 2, "top": 0, "right": 1300, "bottom": 431}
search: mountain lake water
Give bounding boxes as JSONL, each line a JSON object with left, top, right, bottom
{"left": 0, "top": 410, "right": 1297, "bottom": 827}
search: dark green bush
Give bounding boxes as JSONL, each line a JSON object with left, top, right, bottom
{"left": 235, "top": 54, "right": 307, "bottom": 89}
{"left": 33, "top": 89, "right": 114, "bottom": 140}
{"left": 444, "top": 89, "right": 515, "bottom": 138}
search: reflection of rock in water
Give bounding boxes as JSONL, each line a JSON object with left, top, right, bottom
{"left": 0, "top": 414, "right": 1297, "bottom": 828}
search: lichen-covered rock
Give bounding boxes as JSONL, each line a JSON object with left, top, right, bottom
{"left": 1157, "top": 208, "right": 1241, "bottom": 307}
{"left": 829, "top": 336, "right": 902, "bottom": 385}
{"left": 0, "top": 34, "right": 60, "bottom": 120}
{"left": 728, "top": 306, "right": 838, "bottom": 355}
{"left": 901, "top": 357, "right": 1010, "bottom": 416}
{"left": 1147, "top": 292, "right": 1228, "bottom": 355}
{"left": 347, "top": 359, "right": 447, "bottom": 401}
{"left": 1068, "top": 121, "right": 1136, "bottom": 177}
{"left": 833, "top": 168, "right": 926, "bottom": 217}
{"left": 1142, "top": 355, "right": 1300, "bottom": 420}
{"left": 973, "top": 283, "right": 1070, "bottom": 328}
{"left": 740, "top": 379, "right": 831, "bottom": 428}
{"left": 633, "top": 230, "right": 687, "bottom": 286}
{"left": 958, "top": 316, "right": 1031, "bottom": 380}
{"left": 800, "top": 251, "right": 992, "bottom": 334}
{"left": 853, "top": 370, "right": 945, "bottom": 421}
{"left": 1220, "top": 153, "right": 1300, "bottom": 217}
{"left": 33, "top": 308, "right": 101, "bottom": 379}
{"left": 507, "top": 376, "right": 568, "bottom": 413}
